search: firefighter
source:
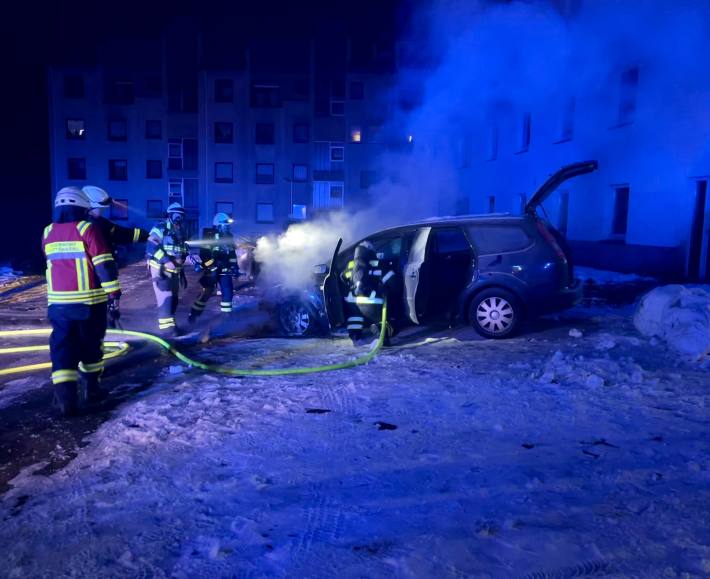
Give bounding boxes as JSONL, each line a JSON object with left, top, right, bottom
{"left": 189, "top": 212, "right": 239, "bottom": 321}
{"left": 42, "top": 186, "right": 121, "bottom": 416}
{"left": 82, "top": 186, "right": 149, "bottom": 258}
{"left": 146, "top": 202, "right": 189, "bottom": 336}
{"left": 343, "top": 240, "right": 396, "bottom": 346}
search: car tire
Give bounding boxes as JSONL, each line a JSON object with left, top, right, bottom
{"left": 277, "top": 299, "right": 318, "bottom": 337}
{"left": 468, "top": 288, "right": 522, "bottom": 339}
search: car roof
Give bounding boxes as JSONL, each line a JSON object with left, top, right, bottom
{"left": 362, "top": 213, "right": 528, "bottom": 238}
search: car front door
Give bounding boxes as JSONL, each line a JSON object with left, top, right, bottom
{"left": 403, "top": 226, "right": 432, "bottom": 324}
{"left": 322, "top": 238, "right": 345, "bottom": 329}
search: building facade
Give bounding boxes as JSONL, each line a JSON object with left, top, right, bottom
{"left": 48, "top": 33, "right": 395, "bottom": 240}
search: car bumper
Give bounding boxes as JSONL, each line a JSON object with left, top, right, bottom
{"left": 538, "top": 279, "right": 583, "bottom": 314}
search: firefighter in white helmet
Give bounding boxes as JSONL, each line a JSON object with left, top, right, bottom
{"left": 82, "top": 186, "right": 149, "bottom": 257}
{"left": 189, "top": 212, "right": 238, "bottom": 321}
{"left": 145, "top": 202, "right": 189, "bottom": 336}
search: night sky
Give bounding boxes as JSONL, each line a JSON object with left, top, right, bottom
{"left": 2, "top": 0, "right": 405, "bottom": 269}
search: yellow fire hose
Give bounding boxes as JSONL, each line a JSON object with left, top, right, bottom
{"left": 0, "top": 302, "right": 387, "bottom": 378}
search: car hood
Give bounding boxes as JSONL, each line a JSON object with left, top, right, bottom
{"left": 525, "top": 160, "right": 598, "bottom": 214}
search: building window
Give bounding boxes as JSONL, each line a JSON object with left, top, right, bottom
{"left": 67, "top": 158, "right": 86, "bottom": 180}
{"left": 256, "top": 203, "right": 275, "bottom": 223}
{"left": 108, "top": 119, "right": 127, "bottom": 141}
{"left": 360, "top": 170, "right": 376, "bottom": 189}
{"left": 293, "top": 123, "right": 309, "bottom": 143}
{"left": 109, "top": 159, "right": 128, "bottom": 181}
{"left": 216, "top": 201, "right": 233, "bottom": 216}
{"left": 110, "top": 199, "right": 129, "bottom": 220}
{"left": 215, "top": 122, "right": 234, "bottom": 144}
{"left": 291, "top": 204, "right": 307, "bottom": 220}
{"left": 214, "top": 78, "right": 233, "bottom": 103}
{"left": 64, "top": 75, "right": 84, "bottom": 99}
{"left": 168, "top": 179, "right": 183, "bottom": 203}
{"left": 488, "top": 195, "right": 496, "bottom": 213}
{"left": 250, "top": 84, "right": 281, "bottom": 108}
{"left": 66, "top": 119, "right": 86, "bottom": 140}
{"left": 292, "top": 164, "right": 308, "bottom": 182}
{"left": 612, "top": 186, "right": 630, "bottom": 237}
{"left": 182, "top": 138, "right": 198, "bottom": 171}
{"left": 105, "top": 79, "right": 135, "bottom": 105}
{"left": 215, "top": 162, "right": 234, "bottom": 183}
{"left": 330, "top": 100, "right": 345, "bottom": 116}
{"left": 330, "top": 146, "right": 344, "bottom": 161}
{"left": 617, "top": 66, "right": 639, "bottom": 126}
{"left": 350, "top": 126, "right": 362, "bottom": 143}
{"left": 183, "top": 178, "right": 198, "bottom": 209}
{"left": 168, "top": 139, "right": 182, "bottom": 170}
{"left": 349, "top": 81, "right": 364, "bottom": 100}
{"left": 145, "top": 120, "right": 162, "bottom": 140}
{"left": 330, "top": 184, "right": 343, "bottom": 199}
{"left": 147, "top": 200, "right": 163, "bottom": 218}
{"left": 256, "top": 163, "right": 275, "bottom": 184}
{"left": 146, "top": 160, "right": 162, "bottom": 179}
{"left": 255, "top": 122, "right": 275, "bottom": 145}
{"left": 518, "top": 113, "right": 531, "bottom": 153}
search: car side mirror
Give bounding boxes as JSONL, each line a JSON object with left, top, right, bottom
{"left": 313, "top": 263, "right": 329, "bottom": 275}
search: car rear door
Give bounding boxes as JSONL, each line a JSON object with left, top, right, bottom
{"left": 321, "top": 238, "right": 345, "bottom": 329}
{"left": 403, "top": 226, "right": 432, "bottom": 324}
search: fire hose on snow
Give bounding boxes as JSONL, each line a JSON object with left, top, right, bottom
{"left": 0, "top": 301, "right": 387, "bottom": 378}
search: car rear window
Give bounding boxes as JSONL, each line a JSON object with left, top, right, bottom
{"left": 467, "top": 225, "right": 532, "bottom": 255}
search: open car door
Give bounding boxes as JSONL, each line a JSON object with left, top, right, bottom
{"left": 321, "top": 238, "right": 345, "bottom": 329}
{"left": 525, "top": 160, "right": 598, "bottom": 214}
{"left": 404, "top": 227, "right": 432, "bottom": 325}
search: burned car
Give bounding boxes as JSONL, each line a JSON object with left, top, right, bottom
{"left": 319, "top": 160, "right": 598, "bottom": 338}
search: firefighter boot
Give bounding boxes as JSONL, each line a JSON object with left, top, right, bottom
{"left": 53, "top": 382, "right": 80, "bottom": 417}
{"left": 79, "top": 371, "right": 108, "bottom": 405}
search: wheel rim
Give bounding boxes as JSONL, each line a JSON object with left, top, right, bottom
{"left": 476, "top": 296, "right": 514, "bottom": 334}
{"left": 280, "top": 303, "right": 311, "bottom": 335}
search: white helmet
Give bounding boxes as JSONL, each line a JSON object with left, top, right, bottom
{"left": 55, "top": 186, "right": 91, "bottom": 209}
{"left": 82, "top": 186, "right": 112, "bottom": 209}
{"left": 167, "top": 202, "right": 186, "bottom": 216}
{"left": 213, "top": 212, "right": 233, "bottom": 227}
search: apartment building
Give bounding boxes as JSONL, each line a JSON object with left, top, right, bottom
{"left": 48, "top": 31, "right": 394, "bottom": 240}
{"left": 455, "top": 60, "right": 710, "bottom": 279}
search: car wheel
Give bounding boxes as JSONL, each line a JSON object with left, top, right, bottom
{"left": 469, "top": 288, "right": 521, "bottom": 339}
{"left": 278, "top": 299, "right": 316, "bottom": 337}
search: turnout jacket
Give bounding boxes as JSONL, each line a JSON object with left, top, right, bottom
{"left": 342, "top": 244, "right": 395, "bottom": 305}
{"left": 146, "top": 221, "right": 189, "bottom": 277}
{"left": 200, "top": 231, "right": 238, "bottom": 275}
{"left": 42, "top": 220, "right": 121, "bottom": 306}
{"left": 91, "top": 215, "right": 148, "bottom": 256}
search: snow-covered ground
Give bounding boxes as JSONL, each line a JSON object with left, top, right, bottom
{"left": 1, "top": 296, "right": 709, "bottom": 577}
{"left": 1, "top": 268, "right": 709, "bottom": 577}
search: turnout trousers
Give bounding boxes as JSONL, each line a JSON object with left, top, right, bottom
{"left": 190, "top": 272, "right": 234, "bottom": 318}
{"left": 150, "top": 267, "right": 180, "bottom": 332}
{"left": 48, "top": 303, "right": 108, "bottom": 414}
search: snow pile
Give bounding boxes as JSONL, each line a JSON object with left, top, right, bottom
{"left": 0, "top": 265, "right": 22, "bottom": 288}
{"left": 537, "top": 350, "right": 646, "bottom": 389}
{"left": 634, "top": 285, "right": 710, "bottom": 359}
{"left": 575, "top": 266, "right": 655, "bottom": 285}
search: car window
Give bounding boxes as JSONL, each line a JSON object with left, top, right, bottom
{"left": 433, "top": 227, "right": 471, "bottom": 254}
{"left": 467, "top": 225, "right": 531, "bottom": 254}
{"left": 368, "top": 235, "right": 404, "bottom": 259}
